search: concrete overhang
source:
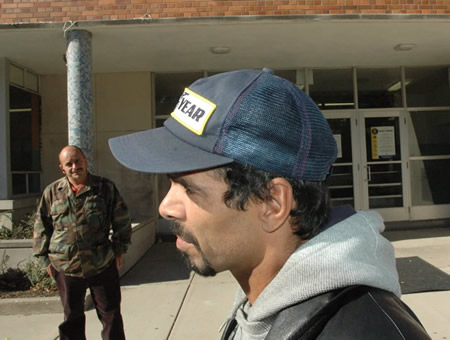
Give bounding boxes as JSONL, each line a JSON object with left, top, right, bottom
{"left": 1, "top": 15, "right": 450, "bottom": 75}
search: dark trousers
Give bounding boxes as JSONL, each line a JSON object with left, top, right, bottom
{"left": 52, "top": 261, "right": 125, "bottom": 340}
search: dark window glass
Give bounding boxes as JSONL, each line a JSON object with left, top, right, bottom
{"left": 309, "top": 69, "right": 354, "bottom": 110}
{"left": 9, "top": 86, "right": 41, "bottom": 195}
{"left": 405, "top": 67, "right": 450, "bottom": 107}
{"left": 29, "top": 173, "right": 41, "bottom": 193}
{"left": 12, "top": 174, "right": 26, "bottom": 195}
{"left": 155, "top": 119, "right": 165, "bottom": 128}
{"left": 411, "top": 159, "right": 450, "bottom": 205}
{"left": 409, "top": 111, "right": 450, "bottom": 156}
{"left": 357, "top": 68, "right": 403, "bottom": 108}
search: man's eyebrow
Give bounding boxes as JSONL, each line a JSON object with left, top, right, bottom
{"left": 167, "top": 174, "right": 206, "bottom": 195}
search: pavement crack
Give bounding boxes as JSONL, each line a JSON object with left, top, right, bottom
{"left": 166, "top": 272, "right": 196, "bottom": 340}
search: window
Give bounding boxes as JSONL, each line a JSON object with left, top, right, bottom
{"left": 10, "top": 85, "right": 41, "bottom": 195}
{"left": 409, "top": 110, "right": 450, "bottom": 206}
{"left": 410, "top": 159, "right": 450, "bottom": 206}
{"left": 309, "top": 68, "right": 354, "bottom": 110}
{"left": 357, "top": 68, "right": 403, "bottom": 108}
{"left": 405, "top": 66, "right": 450, "bottom": 107}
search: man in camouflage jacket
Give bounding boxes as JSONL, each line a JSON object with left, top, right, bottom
{"left": 33, "top": 145, "right": 132, "bottom": 340}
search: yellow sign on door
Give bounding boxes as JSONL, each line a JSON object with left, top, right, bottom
{"left": 370, "top": 126, "right": 395, "bottom": 160}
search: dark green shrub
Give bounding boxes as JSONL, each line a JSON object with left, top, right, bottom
{"left": 0, "top": 254, "right": 30, "bottom": 292}
{"left": 0, "top": 209, "right": 56, "bottom": 293}
{"left": 24, "top": 260, "right": 56, "bottom": 292}
{"left": 0, "top": 213, "right": 35, "bottom": 240}
{"left": 0, "top": 248, "right": 56, "bottom": 293}
{"left": 0, "top": 267, "right": 31, "bottom": 291}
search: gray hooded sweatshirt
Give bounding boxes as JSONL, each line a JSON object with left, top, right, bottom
{"left": 225, "top": 210, "right": 401, "bottom": 340}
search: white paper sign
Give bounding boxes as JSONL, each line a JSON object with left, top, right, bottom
{"left": 333, "top": 134, "right": 342, "bottom": 158}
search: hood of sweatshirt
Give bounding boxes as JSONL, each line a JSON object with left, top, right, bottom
{"left": 228, "top": 208, "right": 401, "bottom": 339}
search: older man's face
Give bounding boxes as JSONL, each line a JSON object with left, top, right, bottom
{"left": 59, "top": 147, "right": 88, "bottom": 184}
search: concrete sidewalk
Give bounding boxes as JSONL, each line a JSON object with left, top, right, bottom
{"left": 1, "top": 227, "right": 450, "bottom": 340}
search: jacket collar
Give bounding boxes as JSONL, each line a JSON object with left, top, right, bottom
{"left": 56, "top": 174, "right": 98, "bottom": 197}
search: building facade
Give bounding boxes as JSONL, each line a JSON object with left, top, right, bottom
{"left": 1, "top": 1, "right": 449, "bottom": 228}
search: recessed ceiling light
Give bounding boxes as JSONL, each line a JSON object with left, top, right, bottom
{"left": 394, "top": 43, "right": 416, "bottom": 51}
{"left": 210, "top": 46, "right": 231, "bottom": 54}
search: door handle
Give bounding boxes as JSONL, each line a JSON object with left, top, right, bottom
{"left": 367, "top": 165, "right": 371, "bottom": 182}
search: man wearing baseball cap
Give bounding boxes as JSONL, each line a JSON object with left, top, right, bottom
{"left": 109, "top": 69, "right": 429, "bottom": 339}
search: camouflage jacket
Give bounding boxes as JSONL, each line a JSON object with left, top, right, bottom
{"left": 33, "top": 174, "right": 132, "bottom": 278}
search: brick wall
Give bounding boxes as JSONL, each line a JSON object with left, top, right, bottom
{"left": 1, "top": 0, "right": 449, "bottom": 24}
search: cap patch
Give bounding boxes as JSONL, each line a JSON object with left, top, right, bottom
{"left": 171, "top": 88, "right": 217, "bottom": 135}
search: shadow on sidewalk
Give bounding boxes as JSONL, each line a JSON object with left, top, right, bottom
{"left": 120, "top": 242, "right": 191, "bottom": 286}
{"left": 383, "top": 225, "right": 450, "bottom": 242}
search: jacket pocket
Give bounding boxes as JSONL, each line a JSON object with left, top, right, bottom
{"left": 50, "top": 199, "right": 69, "bottom": 230}
{"left": 83, "top": 195, "right": 107, "bottom": 232}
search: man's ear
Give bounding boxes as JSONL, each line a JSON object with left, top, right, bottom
{"left": 59, "top": 164, "right": 64, "bottom": 174}
{"left": 261, "top": 177, "right": 294, "bottom": 233}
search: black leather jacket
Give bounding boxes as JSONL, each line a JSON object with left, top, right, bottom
{"left": 221, "top": 286, "right": 430, "bottom": 340}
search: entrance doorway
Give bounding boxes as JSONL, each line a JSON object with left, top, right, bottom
{"left": 325, "top": 111, "right": 409, "bottom": 221}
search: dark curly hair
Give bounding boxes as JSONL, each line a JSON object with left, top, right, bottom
{"left": 213, "top": 162, "right": 330, "bottom": 240}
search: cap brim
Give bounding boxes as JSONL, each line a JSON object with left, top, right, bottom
{"left": 109, "top": 127, "right": 234, "bottom": 174}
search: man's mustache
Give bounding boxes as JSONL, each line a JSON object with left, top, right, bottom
{"left": 169, "top": 221, "right": 198, "bottom": 245}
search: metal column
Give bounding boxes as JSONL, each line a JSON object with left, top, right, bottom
{"left": 66, "top": 30, "right": 95, "bottom": 173}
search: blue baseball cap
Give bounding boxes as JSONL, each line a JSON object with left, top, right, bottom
{"left": 109, "top": 68, "right": 337, "bottom": 181}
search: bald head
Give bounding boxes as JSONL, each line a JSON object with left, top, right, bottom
{"left": 59, "top": 145, "right": 88, "bottom": 185}
{"left": 59, "top": 145, "right": 85, "bottom": 160}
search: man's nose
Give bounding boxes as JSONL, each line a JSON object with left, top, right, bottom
{"left": 159, "top": 186, "right": 185, "bottom": 221}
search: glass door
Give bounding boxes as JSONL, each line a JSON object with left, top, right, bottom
{"left": 359, "top": 111, "right": 409, "bottom": 221}
{"left": 325, "top": 111, "right": 410, "bottom": 221}
{"left": 325, "top": 113, "right": 359, "bottom": 210}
